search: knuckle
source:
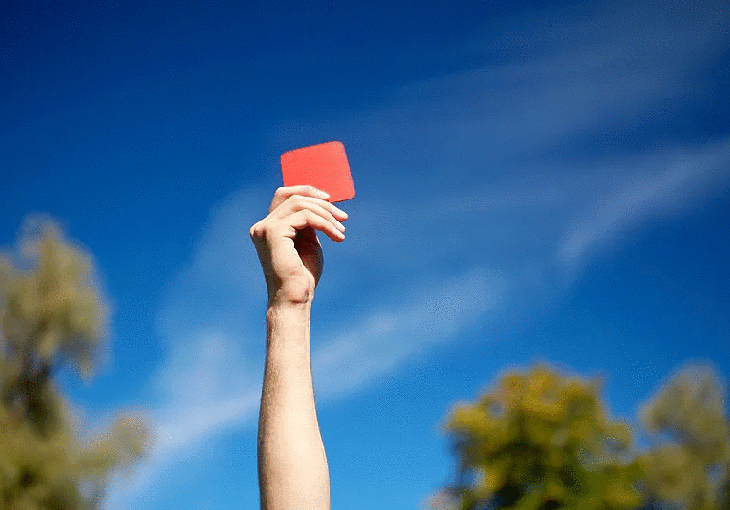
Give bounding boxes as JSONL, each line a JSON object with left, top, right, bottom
{"left": 290, "top": 194, "right": 309, "bottom": 207}
{"left": 249, "top": 222, "right": 261, "bottom": 238}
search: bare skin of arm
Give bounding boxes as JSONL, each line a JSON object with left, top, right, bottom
{"left": 250, "top": 185, "right": 348, "bottom": 510}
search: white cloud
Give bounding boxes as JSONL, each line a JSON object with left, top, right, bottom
{"left": 312, "top": 267, "right": 506, "bottom": 402}
{"left": 558, "top": 139, "right": 730, "bottom": 265}
{"left": 271, "top": 0, "right": 727, "bottom": 186}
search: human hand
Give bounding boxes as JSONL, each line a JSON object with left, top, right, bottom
{"left": 250, "top": 186, "right": 348, "bottom": 306}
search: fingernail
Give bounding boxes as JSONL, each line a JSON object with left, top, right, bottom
{"left": 335, "top": 220, "right": 346, "bottom": 232}
{"left": 316, "top": 190, "right": 330, "bottom": 199}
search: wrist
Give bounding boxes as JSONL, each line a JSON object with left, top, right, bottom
{"left": 266, "top": 299, "right": 312, "bottom": 318}
{"left": 266, "top": 300, "right": 311, "bottom": 352}
{"left": 267, "top": 284, "right": 315, "bottom": 309}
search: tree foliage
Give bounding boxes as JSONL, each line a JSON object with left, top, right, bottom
{"left": 638, "top": 364, "right": 730, "bottom": 510}
{"left": 0, "top": 218, "right": 155, "bottom": 510}
{"left": 425, "top": 362, "right": 729, "bottom": 510}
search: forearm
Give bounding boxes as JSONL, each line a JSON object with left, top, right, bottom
{"left": 258, "top": 303, "right": 331, "bottom": 510}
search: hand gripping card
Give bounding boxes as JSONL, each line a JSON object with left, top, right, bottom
{"left": 280, "top": 141, "right": 355, "bottom": 202}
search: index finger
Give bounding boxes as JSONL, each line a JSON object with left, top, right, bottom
{"left": 268, "top": 185, "right": 330, "bottom": 214}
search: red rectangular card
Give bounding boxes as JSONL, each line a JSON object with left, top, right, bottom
{"left": 280, "top": 141, "right": 355, "bottom": 202}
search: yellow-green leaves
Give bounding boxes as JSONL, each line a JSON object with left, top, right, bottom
{"left": 436, "top": 364, "right": 641, "bottom": 510}
{"left": 1, "top": 219, "right": 109, "bottom": 381}
{"left": 640, "top": 363, "right": 729, "bottom": 465}
{"left": 638, "top": 363, "right": 730, "bottom": 510}
{"left": 430, "top": 362, "right": 730, "bottom": 510}
{"left": 1, "top": 217, "right": 154, "bottom": 510}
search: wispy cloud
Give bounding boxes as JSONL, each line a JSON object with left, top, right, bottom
{"left": 312, "top": 266, "right": 506, "bottom": 401}
{"left": 558, "top": 140, "right": 730, "bottom": 265}
{"left": 101, "top": 0, "right": 730, "bottom": 507}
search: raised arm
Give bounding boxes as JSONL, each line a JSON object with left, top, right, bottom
{"left": 250, "top": 186, "right": 348, "bottom": 510}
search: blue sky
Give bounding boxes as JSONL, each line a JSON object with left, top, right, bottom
{"left": 1, "top": 0, "right": 729, "bottom": 508}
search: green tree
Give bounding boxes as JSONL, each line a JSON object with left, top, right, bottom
{"left": 0, "top": 218, "right": 155, "bottom": 510}
{"left": 425, "top": 364, "right": 641, "bottom": 510}
{"left": 637, "top": 363, "right": 730, "bottom": 510}
{"left": 425, "top": 362, "right": 729, "bottom": 510}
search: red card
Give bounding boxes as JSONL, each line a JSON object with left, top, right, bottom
{"left": 280, "top": 141, "right": 355, "bottom": 202}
